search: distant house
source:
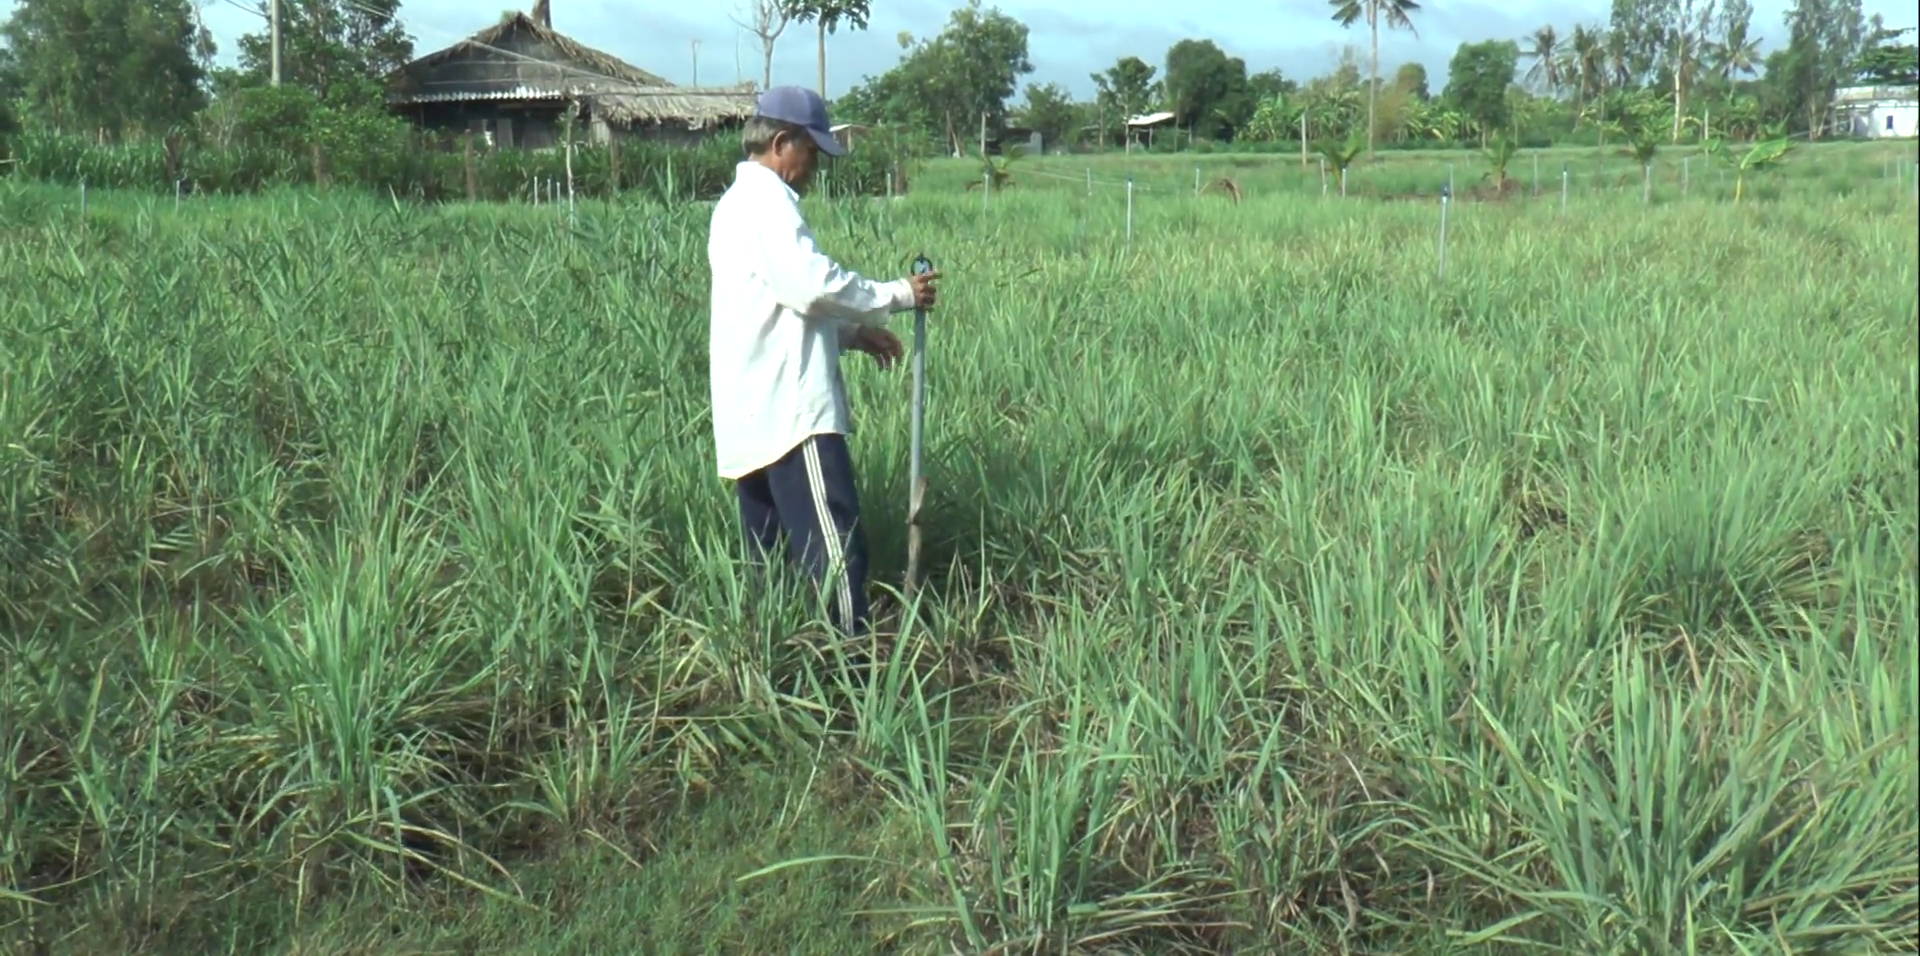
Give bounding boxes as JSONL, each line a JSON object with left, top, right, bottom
{"left": 829, "top": 123, "right": 871, "bottom": 151}
{"left": 989, "top": 124, "right": 1044, "bottom": 155}
{"left": 1833, "top": 85, "right": 1918, "bottom": 139}
{"left": 384, "top": 0, "right": 758, "bottom": 149}
{"left": 1124, "top": 111, "right": 1177, "bottom": 150}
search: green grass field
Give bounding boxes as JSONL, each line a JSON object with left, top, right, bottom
{"left": 909, "top": 139, "right": 1919, "bottom": 201}
{"left": 2, "top": 141, "right": 1917, "bottom": 954}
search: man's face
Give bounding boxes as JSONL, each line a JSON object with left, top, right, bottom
{"left": 770, "top": 131, "right": 819, "bottom": 193}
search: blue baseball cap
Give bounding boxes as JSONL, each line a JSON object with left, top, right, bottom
{"left": 754, "top": 86, "right": 847, "bottom": 157}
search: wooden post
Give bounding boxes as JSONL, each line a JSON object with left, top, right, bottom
{"left": 464, "top": 132, "right": 477, "bottom": 201}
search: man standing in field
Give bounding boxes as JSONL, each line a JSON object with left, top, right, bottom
{"left": 707, "top": 86, "right": 940, "bottom": 640}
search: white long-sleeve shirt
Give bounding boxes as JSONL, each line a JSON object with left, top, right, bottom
{"left": 707, "top": 161, "right": 917, "bottom": 480}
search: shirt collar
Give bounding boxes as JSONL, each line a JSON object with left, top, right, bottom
{"left": 736, "top": 160, "right": 798, "bottom": 202}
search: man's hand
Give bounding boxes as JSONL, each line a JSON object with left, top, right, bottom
{"left": 847, "top": 325, "right": 905, "bottom": 370}
{"left": 907, "top": 270, "right": 940, "bottom": 310}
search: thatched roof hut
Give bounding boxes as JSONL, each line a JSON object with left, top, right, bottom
{"left": 591, "top": 84, "right": 761, "bottom": 128}
{"left": 386, "top": 1, "right": 758, "bottom": 147}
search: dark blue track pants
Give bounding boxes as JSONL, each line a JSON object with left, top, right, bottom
{"left": 734, "top": 433, "right": 871, "bottom": 636}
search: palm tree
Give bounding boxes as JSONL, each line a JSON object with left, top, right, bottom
{"left": 1664, "top": 0, "right": 1717, "bottom": 143}
{"left": 1606, "top": 29, "right": 1632, "bottom": 93}
{"left": 1524, "top": 25, "right": 1563, "bottom": 95}
{"left": 1568, "top": 24, "right": 1605, "bottom": 115}
{"left": 1327, "top": 0, "right": 1421, "bottom": 162}
{"left": 781, "top": 0, "right": 871, "bottom": 99}
{"left": 1709, "top": 18, "right": 1760, "bottom": 83}
{"left": 1700, "top": 19, "right": 1760, "bottom": 138}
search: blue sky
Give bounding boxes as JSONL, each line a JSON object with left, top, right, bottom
{"left": 11, "top": 0, "right": 1916, "bottom": 97}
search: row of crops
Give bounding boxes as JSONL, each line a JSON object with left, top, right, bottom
{"left": 0, "top": 126, "right": 909, "bottom": 203}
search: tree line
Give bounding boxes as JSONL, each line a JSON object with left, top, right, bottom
{"left": 0, "top": 0, "right": 413, "bottom": 139}
{"left": 0, "top": 0, "right": 1912, "bottom": 193}
{"left": 0, "top": 0, "right": 912, "bottom": 199}
{"left": 830, "top": 0, "right": 1915, "bottom": 157}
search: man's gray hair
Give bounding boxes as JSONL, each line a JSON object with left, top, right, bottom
{"left": 742, "top": 115, "right": 808, "bottom": 156}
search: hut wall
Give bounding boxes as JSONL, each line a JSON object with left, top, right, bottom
{"left": 401, "top": 100, "right": 742, "bottom": 151}
{"left": 405, "top": 101, "right": 565, "bottom": 150}
{"left": 613, "top": 120, "right": 730, "bottom": 147}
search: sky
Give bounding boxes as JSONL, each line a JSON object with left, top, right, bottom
{"left": 10, "top": 0, "right": 1917, "bottom": 98}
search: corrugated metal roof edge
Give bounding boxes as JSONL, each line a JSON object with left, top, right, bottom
{"left": 389, "top": 87, "right": 759, "bottom": 105}
{"left": 389, "top": 89, "right": 572, "bottom": 104}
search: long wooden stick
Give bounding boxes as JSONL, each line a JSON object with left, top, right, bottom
{"left": 905, "top": 255, "right": 933, "bottom": 600}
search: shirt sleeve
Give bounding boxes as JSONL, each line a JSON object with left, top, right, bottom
{"left": 757, "top": 200, "right": 914, "bottom": 327}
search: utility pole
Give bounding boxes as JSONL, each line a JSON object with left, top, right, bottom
{"left": 691, "top": 40, "right": 700, "bottom": 86}
{"left": 270, "top": 0, "right": 281, "bottom": 86}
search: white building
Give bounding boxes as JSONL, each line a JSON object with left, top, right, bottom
{"left": 1833, "top": 85, "right": 1918, "bottom": 139}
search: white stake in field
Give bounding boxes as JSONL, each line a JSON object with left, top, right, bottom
{"left": 906, "top": 254, "right": 936, "bottom": 599}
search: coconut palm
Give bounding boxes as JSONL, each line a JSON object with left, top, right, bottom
{"left": 1569, "top": 25, "right": 1605, "bottom": 105}
{"left": 1314, "top": 131, "right": 1365, "bottom": 196}
{"left": 1606, "top": 29, "right": 1632, "bottom": 93}
{"left": 1708, "top": 17, "right": 1761, "bottom": 83}
{"left": 1663, "top": 0, "right": 1718, "bottom": 143}
{"left": 1482, "top": 134, "right": 1518, "bottom": 192}
{"left": 781, "top": 0, "right": 870, "bottom": 99}
{"left": 1561, "top": 23, "right": 1607, "bottom": 135}
{"left": 1328, "top": 0, "right": 1421, "bottom": 162}
{"left": 1524, "top": 25, "right": 1564, "bottom": 96}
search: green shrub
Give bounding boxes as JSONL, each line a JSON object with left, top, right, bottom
{"left": 1, "top": 92, "right": 917, "bottom": 202}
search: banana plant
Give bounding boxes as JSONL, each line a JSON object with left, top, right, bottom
{"left": 1405, "top": 102, "right": 1464, "bottom": 142}
{"left": 1715, "top": 94, "right": 1761, "bottom": 141}
{"left": 1735, "top": 136, "right": 1789, "bottom": 201}
{"left": 1243, "top": 94, "right": 1301, "bottom": 143}
{"left": 1704, "top": 136, "right": 1793, "bottom": 202}
{"left": 1304, "top": 85, "right": 1364, "bottom": 139}
{"left": 1314, "top": 131, "right": 1365, "bottom": 196}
